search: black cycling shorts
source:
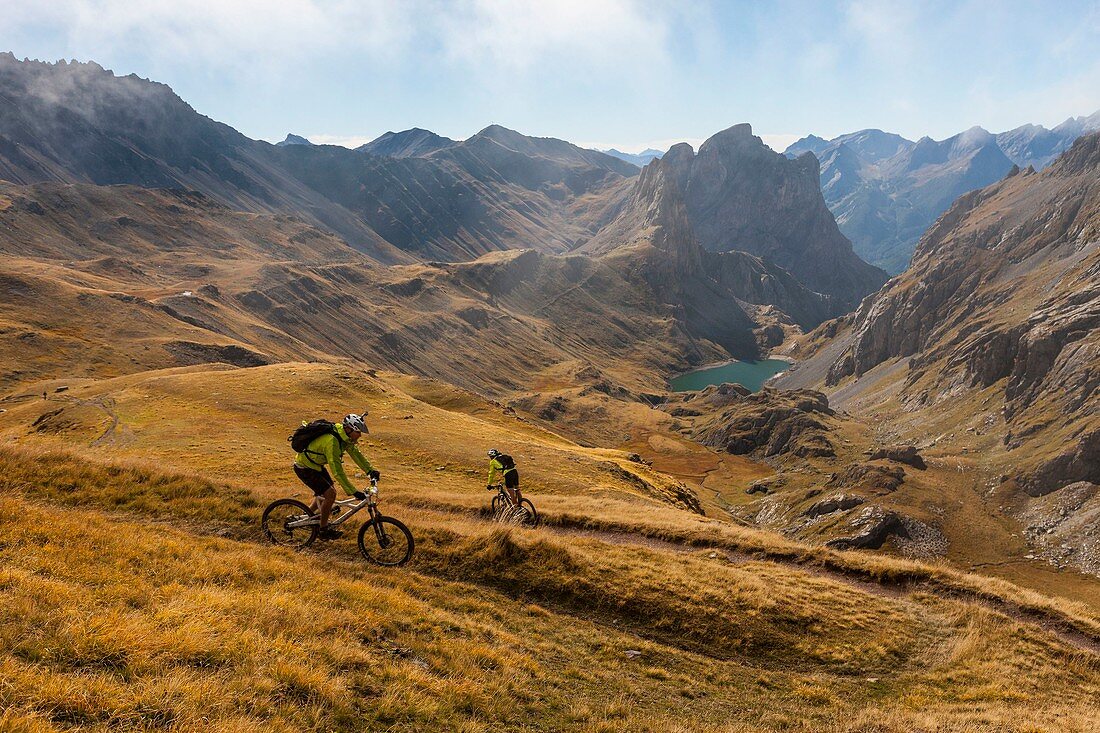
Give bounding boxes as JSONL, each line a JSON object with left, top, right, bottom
{"left": 294, "top": 464, "right": 335, "bottom": 496}
{"left": 504, "top": 468, "right": 519, "bottom": 489}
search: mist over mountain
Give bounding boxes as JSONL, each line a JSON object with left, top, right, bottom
{"left": 786, "top": 112, "right": 1100, "bottom": 273}
{"left": 0, "top": 55, "right": 639, "bottom": 264}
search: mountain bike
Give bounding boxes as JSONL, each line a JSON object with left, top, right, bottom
{"left": 261, "top": 478, "right": 414, "bottom": 566}
{"left": 489, "top": 483, "right": 539, "bottom": 527}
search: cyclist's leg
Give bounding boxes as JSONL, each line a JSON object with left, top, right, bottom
{"left": 294, "top": 465, "right": 333, "bottom": 521}
{"left": 318, "top": 486, "right": 337, "bottom": 529}
{"left": 505, "top": 470, "right": 521, "bottom": 507}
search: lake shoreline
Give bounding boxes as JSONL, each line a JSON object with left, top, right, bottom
{"left": 669, "top": 357, "right": 794, "bottom": 393}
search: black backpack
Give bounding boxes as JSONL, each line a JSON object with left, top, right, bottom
{"left": 495, "top": 453, "right": 516, "bottom": 470}
{"left": 289, "top": 419, "right": 343, "bottom": 457}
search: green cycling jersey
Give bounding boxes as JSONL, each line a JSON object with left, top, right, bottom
{"left": 294, "top": 422, "right": 375, "bottom": 496}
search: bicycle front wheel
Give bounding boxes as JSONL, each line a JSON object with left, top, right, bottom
{"left": 262, "top": 498, "right": 318, "bottom": 549}
{"left": 358, "top": 517, "right": 414, "bottom": 566}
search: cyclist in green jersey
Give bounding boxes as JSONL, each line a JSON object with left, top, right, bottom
{"left": 294, "top": 413, "right": 378, "bottom": 540}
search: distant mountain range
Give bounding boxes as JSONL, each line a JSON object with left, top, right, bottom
{"left": 601, "top": 148, "right": 664, "bottom": 167}
{"left": 0, "top": 53, "right": 887, "bottom": 372}
{"left": 0, "top": 54, "right": 637, "bottom": 264}
{"left": 786, "top": 111, "right": 1100, "bottom": 273}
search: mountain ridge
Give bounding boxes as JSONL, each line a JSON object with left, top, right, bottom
{"left": 786, "top": 112, "right": 1100, "bottom": 272}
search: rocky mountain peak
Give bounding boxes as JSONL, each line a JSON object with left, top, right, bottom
{"left": 953, "top": 125, "right": 995, "bottom": 152}
{"left": 785, "top": 134, "right": 830, "bottom": 158}
{"left": 472, "top": 123, "right": 528, "bottom": 148}
{"left": 357, "top": 128, "right": 455, "bottom": 157}
{"left": 276, "top": 134, "right": 312, "bottom": 147}
{"left": 634, "top": 123, "right": 886, "bottom": 312}
{"left": 697, "top": 123, "right": 759, "bottom": 153}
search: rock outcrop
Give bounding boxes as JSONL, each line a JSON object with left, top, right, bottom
{"left": 597, "top": 125, "right": 887, "bottom": 313}
{"left": 825, "top": 506, "right": 907, "bottom": 551}
{"left": 867, "top": 446, "right": 927, "bottom": 470}
{"left": 826, "top": 463, "right": 906, "bottom": 496}
{"left": 1020, "top": 481, "right": 1100, "bottom": 576}
{"left": 690, "top": 388, "right": 837, "bottom": 459}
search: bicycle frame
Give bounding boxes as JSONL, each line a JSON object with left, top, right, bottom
{"left": 286, "top": 479, "right": 381, "bottom": 530}
{"left": 493, "top": 483, "right": 525, "bottom": 507}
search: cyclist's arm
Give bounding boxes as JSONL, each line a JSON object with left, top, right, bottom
{"left": 324, "top": 437, "right": 359, "bottom": 496}
{"left": 346, "top": 442, "right": 375, "bottom": 477}
{"left": 487, "top": 458, "right": 501, "bottom": 486}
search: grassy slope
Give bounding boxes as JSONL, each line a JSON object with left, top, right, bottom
{"left": 2, "top": 363, "right": 1100, "bottom": 730}
{"left": 2, "top": 454, "right": 1100, "bottom": 732}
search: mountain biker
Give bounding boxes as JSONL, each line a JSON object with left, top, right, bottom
{"left": 294, "top": 413, "right": 378, "bottom": 540}
{"left": 486, "top": 448, "right": 520, "bottom": 506}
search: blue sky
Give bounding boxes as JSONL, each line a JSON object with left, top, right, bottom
{"left": 5, "top": 0, "right": 1099, "bottom": 153}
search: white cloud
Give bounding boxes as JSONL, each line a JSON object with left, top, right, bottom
{"left": 844, "top": 0, "right": 920, "bottom": 63}
{"left": 435, "top": 0, "right": 673, "bottom": 72}
{"left": 7, "top": 0, "right": 417, "bottom": 82}
{"left": 6, "top": 0, "right": 684, "bottom": 83}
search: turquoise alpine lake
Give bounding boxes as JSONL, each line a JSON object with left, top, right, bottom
{"left": 669, "top": 359, "right": 792, "bottom": 393}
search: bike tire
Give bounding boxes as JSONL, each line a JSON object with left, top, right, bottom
{"left": 358, "top": 516, "right": 414, "bottom": 566}
{"left": 491, "top": 493, "right": 504, "bottom": 515}
{"left": 518, "top": 498, "right": 540, "bottom": 528}
{"left": 262, "top": 498, "right": 318, "bottom": 549}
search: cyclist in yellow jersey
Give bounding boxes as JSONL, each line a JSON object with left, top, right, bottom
{"left": 294, "top": 413, "right": 377, "bottom": 540}
{"left": 486, "top": 448, "right": 520, "bottom": 506}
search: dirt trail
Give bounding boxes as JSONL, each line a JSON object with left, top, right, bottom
{"left": 400, "top": 501, "right": 1100, "bottom": 656}
{"left": 82, "top": 396, "right": 121, "bottom": 446}
{"left": 542, "top": 522, "right": 1100, "bottom": 657}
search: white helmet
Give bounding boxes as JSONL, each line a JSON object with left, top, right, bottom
{"left": 487, "top": 448, "right": 501, "bottom": 458}
{"left": 343, "top": 413, "right": 368, "bottom": 434}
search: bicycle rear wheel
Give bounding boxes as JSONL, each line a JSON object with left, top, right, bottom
{"left": 262, "top": 498, "right": 318, "bottom": 549}
{"left": 358, "top": 517, "right": 414, "bottom": 566}
{"left": 518, "top": 498, "right": 540, "bottom": 528}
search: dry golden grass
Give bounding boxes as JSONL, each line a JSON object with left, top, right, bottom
{"left": 2, "top": 443, "right": 1100, "bottom": 730}
{"left": 3, "top": 361, "right": 1100, "bottom": 642}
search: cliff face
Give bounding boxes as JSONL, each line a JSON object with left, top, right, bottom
{"left": 654, "top": 125, "right": 888, "bottom": 312}
{"left": 825, "top": 132, "right": 1100, "bottom": 494}
{"left": 584, "top": 137, "right": 837, "bottom": 357}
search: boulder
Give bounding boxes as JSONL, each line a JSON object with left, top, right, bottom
{"left": 803, "top": 493, "right": 864, "bottom": 518}
{"left": 826, "top": 506, "right": 908, "bottom": 550}
{"left": 826, "top": 463, "right": 906, "bottom": 495}
{"left": 867, "top": 445, "right": 927, "bottom": 470}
